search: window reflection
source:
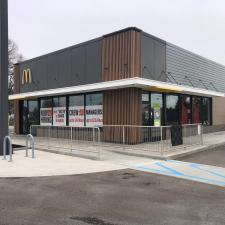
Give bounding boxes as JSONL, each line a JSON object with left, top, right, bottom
{"left": 202, "top": 97, "right": 211, "bottom": 125}
{"left": 192, "top": 97, "right": 202, "bottom": 124}
{"left": 166, "top": 95, "right": 179, "bottom": 125}
{"left": 180, "top": 96, "right": 191, "bottom": 124}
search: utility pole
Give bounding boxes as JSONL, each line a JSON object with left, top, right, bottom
{"left": 0, "top": 0, "right": 9, "bottom": 155}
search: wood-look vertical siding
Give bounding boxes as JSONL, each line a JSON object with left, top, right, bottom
{"left": 14, "top": 64, "right": 20, "bottom": 134}
{"left": 103, "top": 88, "right": 142, "bottom": 144}
{"left": 102, "top": 30, "right": 141, "bottom": 81}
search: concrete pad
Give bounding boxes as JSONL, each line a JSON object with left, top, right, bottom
{"left": 0, "top": 150, "right": 126, "bottom": 177}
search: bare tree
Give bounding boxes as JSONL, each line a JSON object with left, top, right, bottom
{"left": 8, "top": 38, "right": 24, "bottom": 95}
{"left": 8, "top": 39, "right": 24, "bottom": 115}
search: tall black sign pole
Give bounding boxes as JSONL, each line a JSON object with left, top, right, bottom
{"left": 0, "top": 0, "right": 9, "bottom": 155}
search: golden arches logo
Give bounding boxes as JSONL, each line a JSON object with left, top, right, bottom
{"left": 22, "top": 69, "right": 32, "bottom": 84}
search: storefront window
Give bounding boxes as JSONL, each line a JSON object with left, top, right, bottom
{"left": 40, "top": 98, "right": 53, "bottom": 126}
{"left": 69, "top": 95, "right": 85, "bottom": 127}
{"left": 192, "top": 97, "right": 202, "bottom": 124}
{"left": 202, "top": 97, "right": 211, "bottom": 125}
{"left": 151, "top": 93, "right": 163, "bottom": 126}
{"left": 29, "top": 100, "right": 39, "bottom": 127}
{"left": 53, "top": 96, "right": 67, "bottom": 126}
{"left": 22, "top": 101, "right": 29, "bottom": 134}
{"left": 142, "top": 93, "right": 150, "bottom": 126}
{"left": 180, "top": 95, "right": 191, "bottom": 124}
{"left": 166, "top": 95, "right": 179, "bottom": 125}
{"left": 85, "top": 93, "right": 103, "bottom": 127}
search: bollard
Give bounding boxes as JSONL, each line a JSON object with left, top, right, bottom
{"left": 26, "top": 134, "right": 35, "bottom": 158}
{"left": 3, "top": 136, "right": 13, "bottom": 162}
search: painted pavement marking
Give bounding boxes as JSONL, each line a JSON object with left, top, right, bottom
{"left": 129, "top": 160, "right": 225, "bottom": 187}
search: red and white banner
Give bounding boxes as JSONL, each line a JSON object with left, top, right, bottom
{"left": 53, "top": 107, "right": 66, "bottom": 126}
{"left": 68, "top": 106, "right": 85, "bottom": 127}
{"left": 85, "top": 105, "right": 103, "bottom": 127}
{"left": 40, "top": 108, "right": 52, "bottom": 126}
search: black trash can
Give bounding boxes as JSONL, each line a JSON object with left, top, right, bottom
{"left": 170, "top": 125, "right": 183, "bottom": 146}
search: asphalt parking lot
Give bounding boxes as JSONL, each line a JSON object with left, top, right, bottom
{"left": 179, "top": 145, "right": 225, "bottom": 168}
{"left": 0, "top": 168, "right": 224, "bottom": 225}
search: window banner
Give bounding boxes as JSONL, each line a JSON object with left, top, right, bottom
{"left": 40, "top": 108, "right": 52, "bottom": 125}
{"left": 53, "top": 107, "right": 66, "bottom": 126}
{"left": 85, "top": 105, "right": 103, "bottom": 127}
{"left": 68, "top": 106, "right": 85, "bottom": 127}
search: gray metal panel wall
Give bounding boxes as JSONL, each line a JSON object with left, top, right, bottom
{"left": 166, "top": 43, "right": 225, "bottom": 92}
{"left": 141, "top": 33, "right": 166, "bottom": 82}
{"left": 19, "top": 39, "right": 102, "bottom": 93}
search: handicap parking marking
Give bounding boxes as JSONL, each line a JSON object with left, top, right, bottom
{"left": 168, "top": 160, "right": 225, "bottom": 179}
{"left": 129, "top": 160, "right": 225, "bottom": 187}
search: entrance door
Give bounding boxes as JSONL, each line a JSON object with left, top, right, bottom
{"left": 22, "top": 100, "right": 39, "bottom": 134}
{"left": 150, "top": 93, "right": 163, "bottom": 126}
{"left": 150, "top": 93, "right": 163, "bottom": 142}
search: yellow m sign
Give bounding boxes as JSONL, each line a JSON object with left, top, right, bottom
{"left": 22, "top": 68, "right": 32, "bottom": 84}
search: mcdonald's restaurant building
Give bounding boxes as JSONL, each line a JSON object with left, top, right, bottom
{"left": 10, "top": 27, "right": 225, "bottom": 136}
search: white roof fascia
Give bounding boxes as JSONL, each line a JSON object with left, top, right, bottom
{"left": 9, "top": 77, "right": 225, "bottom": 100}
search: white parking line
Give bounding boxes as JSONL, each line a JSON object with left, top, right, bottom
{"left": 129, "top": 160, "right": 225, "bottom": 187}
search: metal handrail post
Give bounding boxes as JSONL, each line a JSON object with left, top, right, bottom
{"left": 97, "top": 127, "right": 101, "bottom": 160}
{"left": 70, "top": 126, "right": 73, "bottom": 152}
{"left": 200, "top": 124, "right": 203, "bottom": 145}
{"left": 93, "top": 127, "right": 95, "bottom": 143}
{"left": 2, "top": 137, "right": 7, "bottom": 160}
{"left": 25, "top": 134, "right": 35, "bottom": 158}
{"left": 47, "top": 126, "right": 50, "bottom": 150}
{"left": 160, "top": 127, "right": 163, "bottom": 156}
{"left": 25, "top": 136, "right": 29, "bottom": 157}
{"left": 122, "top": 126, "right": 125, "bottom": 145}
{"left": 3, "top": 136, "right": 13, "bottom": 162}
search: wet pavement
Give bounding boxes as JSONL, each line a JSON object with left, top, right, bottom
{"left": 179, "top": 144, "right": 225, "bottom": 167}
{"left": 0, "top": 169, "right": 224, "bottom": 225}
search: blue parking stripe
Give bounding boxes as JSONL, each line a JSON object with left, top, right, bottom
{"left": 168, "top": 160, "right": 225, "bottom": 179}
{"left": 154, "top": 162, "right": 184, "bottom": 176}
{"left": 132, "top": 162, "right": 225, "bottom": 187}
{"left": 190, "top": 164, "right": 225, "bottom": 179}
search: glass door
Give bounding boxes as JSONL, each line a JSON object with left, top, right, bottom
{"left": 150, "top": 93, "right": 163, "bottom": 126}
{"left": 22, "top": 100, "right": 39, "bottom": 134}
{"left": 22, "top": 100, "right": 29, "bottom": 134}
{"left": 28, "top": 100, "right": 39, "bottom": 130}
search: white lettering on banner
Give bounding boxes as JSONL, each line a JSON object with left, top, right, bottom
{"left": 40, "top": 108, "right": 52, "bottom": 125}
{"left": 85, "top": 105, "right": 103, "bottom": 127}
{"left": 69, "top": 106, "right": 85, "bottom": 127}
{"left": 53, "top": 107, "right": 66, "bottom": 126}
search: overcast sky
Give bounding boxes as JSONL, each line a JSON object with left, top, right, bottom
{"left": 8, "top": 0, "right": 225, "bottom": 65}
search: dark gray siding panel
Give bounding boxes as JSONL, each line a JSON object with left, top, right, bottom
{"left": 19, "top": 39, "right": 102, "bottom": 93}
{"left": 36, "top": 58, "right": 48, "bottom": 90}
{"left": 46, "top": 50, "right": 71, "bottom": 89}
{"left": 71, "top": 45, "right": 86, "bottom": 86}
{"left": 141, "top": 33, "right": 166, "bottom": 82}
{"left": 166, "top": 43, "right": 225, "bottom": 92}
{"left": 85, "top": 40, "right": 102, "bottom": 83}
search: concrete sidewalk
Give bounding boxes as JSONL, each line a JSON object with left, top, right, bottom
{"left": 0, "top": 150, "right": 125, "bottom": 177}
